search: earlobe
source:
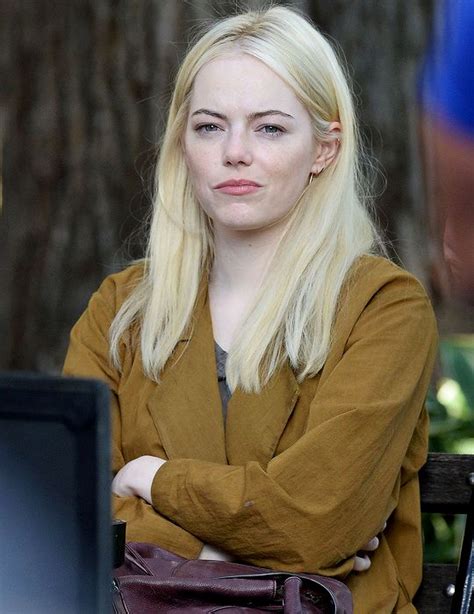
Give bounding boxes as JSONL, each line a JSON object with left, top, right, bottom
{"left": 311, "top": 160, "right": 323, "bottom": 175}
{"left": 310, "top": 163, "right": 325, "bottom": 176}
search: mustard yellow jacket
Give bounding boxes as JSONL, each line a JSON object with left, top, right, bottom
{"left": 63, "top": 255, "right": 438, "bottom": 613}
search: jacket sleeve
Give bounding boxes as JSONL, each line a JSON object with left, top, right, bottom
{"left": 62, "top": 274, "right": 203, "bottom": 558}
{"left": 151, "top": 275, "right": 438, "bottom": 575}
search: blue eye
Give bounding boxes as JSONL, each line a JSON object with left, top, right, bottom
{"left": 260, "top": 125, "right": 284, "bottom": 136}
{"left": 196, "top": 124, "right": 220, "bottom": 133}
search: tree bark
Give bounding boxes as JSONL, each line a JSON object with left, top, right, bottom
{"left": 1, "top": 0, "right": 440, "bottom": 372}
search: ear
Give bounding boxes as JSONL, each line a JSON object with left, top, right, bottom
{"left": 311, "top": 121, "right": 341, "bottom": 175}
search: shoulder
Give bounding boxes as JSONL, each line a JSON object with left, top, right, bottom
{"left": 88, "top": 261, "right": 145, "bottom": 317}
{"left": 321, "top": 255, "right": 438, "bottom": 380}
{"left": 69, "top": 262, "right": 145, "bottom": 340}
{"left": 344, "top": 254, "right": 431, "bottom": 304}
{"left": 64, "top": 262, "right": 145, "bottom": 376}
{"left": 334, "top": 255, "right": 437, "bottom": 341}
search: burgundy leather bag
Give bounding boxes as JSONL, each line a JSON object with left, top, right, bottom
{"left": 113, "top": 542, "right": 353, "bottom": 613}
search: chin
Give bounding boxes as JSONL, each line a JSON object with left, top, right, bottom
{"left": 210, "top": 208, "right": 285, "bottom": 234}
{"left": 217, "top": 217, "right": 272, "bottom": 232}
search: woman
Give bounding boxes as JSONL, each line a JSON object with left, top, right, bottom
{"left": 63, "top": 6, "right": 437, "bottom": 612}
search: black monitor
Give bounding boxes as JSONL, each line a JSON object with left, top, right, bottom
{"left": 0, "top": 372, "right": 111, "bottom": 614}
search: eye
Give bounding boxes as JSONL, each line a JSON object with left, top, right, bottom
{"left": 258, "top": 124, "right": 285, "bottom": 137}
{"left": 195, "top": 123, "right": 221, "bottom": 134}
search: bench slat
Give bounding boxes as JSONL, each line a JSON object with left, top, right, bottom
{"left": 414, "top": 563, "right": 457, "bottom": 613}
{"left": 419, "top": 454, "right": 474, "bottom": 513}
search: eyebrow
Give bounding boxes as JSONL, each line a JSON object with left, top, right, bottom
{"left": 190, "top": 108, "right": 295, "bottom": 121}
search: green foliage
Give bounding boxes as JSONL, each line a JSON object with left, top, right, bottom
{"left": 424, "top": 336, "right": 474, "bottom": 563}
{"left": 423, "top": 513, "right": 466, "bottom": 563}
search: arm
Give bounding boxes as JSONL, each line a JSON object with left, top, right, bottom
{"left": 62, "top": 273, "right": 204, "bottom": 558}
{"left": 114, "top": 455, "right": 380, "bottom": 568}
{"left": 149, "top": 275, "right": 437, "bottom": 575}
{"left": 421, "top": 112, "right": 474, "bottom": 301}
{"left": 420, "top": 0, "right": 474, "bottom": 301}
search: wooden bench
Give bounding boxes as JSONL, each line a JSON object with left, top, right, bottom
{"left": 414, "top": 453, "right": 474, "bottom": 613}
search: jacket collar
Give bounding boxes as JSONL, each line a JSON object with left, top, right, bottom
{"left": 146, "top": 285, "right": 299, "bottom": 467}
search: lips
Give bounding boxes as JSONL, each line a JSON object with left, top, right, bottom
{"left": 214, "top": 179, "right": 262, "bottom": 188}
{"left": 213, "top": 178, "right": 262, "bottom": 196}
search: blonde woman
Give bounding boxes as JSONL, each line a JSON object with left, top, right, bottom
{"left": 63, "top": 6, "right": 437, "bottom": 612}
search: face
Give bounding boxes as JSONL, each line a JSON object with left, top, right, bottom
{"left": 183, "top": 53, "right": 323, "bottom": 236}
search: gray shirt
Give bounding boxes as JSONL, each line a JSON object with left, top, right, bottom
{"left": 215, "top": 342, "right": 231, "bottom": 420}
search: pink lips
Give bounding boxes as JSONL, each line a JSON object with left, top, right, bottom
{"left": 214, "top": 179, "right": 262, "bottom": 195}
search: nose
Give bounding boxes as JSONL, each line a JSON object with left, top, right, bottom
{"left": 222, "top": 129, "right": 253, "bottom": 167}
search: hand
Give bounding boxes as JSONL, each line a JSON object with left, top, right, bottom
{"left": 198, "top": 543, "right": 236, "bottom": 562}
{"left": 353, "top": 521, "right": 386, "bottom": 572}
{"left": 111, "top": 455, "right": 166, "bottom": 504}
{"left": 353, "top": 536, "right": 380, "bottom": 571}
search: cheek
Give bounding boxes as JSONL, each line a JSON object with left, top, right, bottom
{"left": 183, "top": 147, "right": 216, "bottom": 218}
{"left": 265, "top": 145, "right": 313, "bottom": 189}
{"left": 184, "top": 146, "right": 213, "bottom": 188}
{"left": 267, "top": 136, "right": 313, "bottom": 171}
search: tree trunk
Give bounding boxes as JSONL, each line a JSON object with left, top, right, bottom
{"left": 1, "top": 0, "right": 438, "bottom": 372}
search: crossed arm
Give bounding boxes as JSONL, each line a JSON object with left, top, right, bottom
{"left": 64, "top": 266, "right": 437, "bottom": 575}
{"left": 112, "top": 453, "right": 380, "bottom": 569}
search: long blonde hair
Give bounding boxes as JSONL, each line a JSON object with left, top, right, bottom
{"left": 110, "top": 5, "right": 384, "bottom": 392}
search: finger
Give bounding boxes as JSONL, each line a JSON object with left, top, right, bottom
{"left": 353, "top": 555, "right": 371, "bottom": 572}
{"left": 362, "top": 536, "right": 379, "bottom": 552}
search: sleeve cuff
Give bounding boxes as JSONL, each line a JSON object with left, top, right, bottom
{"left": 151, "top": 458, "right": 189, "bottom": 517}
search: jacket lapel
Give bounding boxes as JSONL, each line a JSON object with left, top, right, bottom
{"left": 226, "top": 362, "right": 299, "bottom": 467}
{"left": 146, "top": 286, "right": 227, "bottom": 464}
{"left": 146, "top": 282, "right": 300, "bottom": 468}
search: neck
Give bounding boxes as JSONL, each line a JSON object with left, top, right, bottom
{"left": 210, "top": 224, "right": 283, "bottom": 294}
{"left": 208, "top": 224, "right": 286, "bottom": 351}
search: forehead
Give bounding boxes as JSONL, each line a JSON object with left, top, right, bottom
{"left": 189, "top": 53, "right": 306, "bottom": 116}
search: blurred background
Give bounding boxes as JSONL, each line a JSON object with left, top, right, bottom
{"left": 1, "top": 0, "right": 472, "bottom": 563}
